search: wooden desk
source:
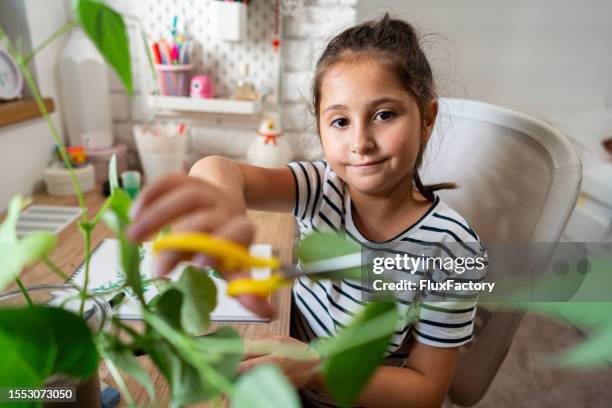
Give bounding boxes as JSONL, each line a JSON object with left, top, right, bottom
{"left": 17, "top": 188, "right": 295, "bottom": 406}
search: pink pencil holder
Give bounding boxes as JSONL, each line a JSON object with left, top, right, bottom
{"left": 155, "top": 64, "right": 193, "bottom": 96}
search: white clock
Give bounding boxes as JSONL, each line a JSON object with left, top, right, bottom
{"left": 0, "top": 48, "right": 23, "bottom": 101}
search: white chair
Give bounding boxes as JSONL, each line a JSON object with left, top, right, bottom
{"left": 422, "top": 98, "right": 582, "bottom": 406}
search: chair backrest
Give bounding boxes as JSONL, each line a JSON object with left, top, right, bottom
{"left": 421, "top": 98, "right": 582, "bottom": 406}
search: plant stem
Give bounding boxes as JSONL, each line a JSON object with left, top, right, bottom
{"left": 15, "top": 278, "right": 34, "bottom": 307}
{"left": 79, "top": 224, "right": 92, "bottom": 316}
{"left": 197, "top": 361, "right": 234, "bottom": 395}
{"left": 90, "top": 197, "right": 112, "bottom": 228}
{"left": 113, "top": 318, "right": 142, "bottom": 339}
{"left": 23, "top": 20, "right": 78, "bottom": 65}
{"left": 42, "top": 257, "right": 70, "bottom": 281}
{"left": 104, "top": 357, "right": 136, "bottom": 406}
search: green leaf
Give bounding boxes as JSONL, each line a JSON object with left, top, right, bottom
{"left": 0, "top": 307, "right": 98, "bottom": 386}
{"left": 118, "top": 238, "right": 143, "bottom": 302}
{"left": 0, "top": 196, "right": 29, "bottom": 290}
{"left": 144, "top": 337, "right": 210, "bottom": 408}
{"left": 106, "top": 187, "right": 132, "bottom": 228}
{"left": 18, "top": 231, "right": 57, "bottom": 267}
{"left": 319, "top": 302, "right": 398, "bottom": 407}
{"left": 175, "top": 266, "right": 217, "bottom": 335}
{"left": 155, "top": 288, "right": 184, "bottom": 330}
{"left": 0, "top": 242, "right": 24, "bottom": 291}
{"left": 45, "top": 308, "right": 99, "bottom": 377}
{"left": 0, "top": 195, "right": 24, "bottom": 243}
{"left": 108, "top": 154, "right": 119, "bottom": 192}
{"left": 103, "top": 188, "right": 144, "bottom": 304}
{"left": 143, "top": 310, "right": 241, "bottom": 404}
{"left": 75, "top": 0, "right": 132, "bottom": 95}
{"left": 97, "top": 333, "right": 155, "bottom": 399}
{"left": 297, "top": 232, "right": 362, "bottom": 280}
{"left": 197, "top": 327, "right": 243, "bottom": 379}
{"left": 142, "top": 313, "right": 223, "bottom": 406}
{"left": 555, "top": 323, "right": 612, "bottom": 367}
{"left": 516, "top": 302, "right": 612, "bottom": 330}
{"left": 497, "top": 254, "right": 612, "bottom": 368}
{"left": 0, "top": 308, "right": 56, "bottom": 386}
{"left": 231, "top": 364, "right": 300, "bottom": 408}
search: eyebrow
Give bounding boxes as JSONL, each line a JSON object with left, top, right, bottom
{"left": 321, "top": 97, "right": 403, "bottom": 115}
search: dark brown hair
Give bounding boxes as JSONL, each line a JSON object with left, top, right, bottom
{"left": 312, "top": 13, "right": 454, "bottom": 201}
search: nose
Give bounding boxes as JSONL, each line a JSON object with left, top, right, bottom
{"left": 351, "top": 122, "right": 376, "bottom": 155}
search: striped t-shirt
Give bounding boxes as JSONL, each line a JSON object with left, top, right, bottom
{"left": 287, "top": 160, "right": 487, "bottom": 407}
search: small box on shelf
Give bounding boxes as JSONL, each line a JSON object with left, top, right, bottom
{"left": 212, "top": 1, "right": 247, "bottom": 42}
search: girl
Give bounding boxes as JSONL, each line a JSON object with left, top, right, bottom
{"left": 129, "top": 14, "right": 485, "bottom": 408}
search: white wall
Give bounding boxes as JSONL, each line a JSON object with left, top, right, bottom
{"left": 357, "top": 0, "right": 612, "bottom": 122}
{"left": 0, "top": 0, "right": 68, "bottom": 211}
{"left": 0, "top": 121, "right": 59, "bottom": 209}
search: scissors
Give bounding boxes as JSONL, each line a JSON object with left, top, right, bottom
{"left": 152, "top": 232, "right": 362, "bottom": 297}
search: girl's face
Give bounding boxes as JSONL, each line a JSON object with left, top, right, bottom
{"left": 319, "top": 60, "right": 437, "bottom": 197}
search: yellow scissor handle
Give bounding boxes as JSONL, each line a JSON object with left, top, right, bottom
{"left": 152, "top": 232, "right": 280, "bottom": 272}
{"left": 227, "top": 274, "right": 289, "bottom": 297}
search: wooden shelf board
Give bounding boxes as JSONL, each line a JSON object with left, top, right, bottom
{"left": 0, "top": 98, "right": 55, "bottom": 128}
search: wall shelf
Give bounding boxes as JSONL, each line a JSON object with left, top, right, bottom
{"left": 147, "top": 95, "right": 260, "bottom": 116}
{"left": 0, "top": 98, "right": 55, "bottom": 128}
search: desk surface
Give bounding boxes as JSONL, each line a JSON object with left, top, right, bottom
{"left": 18, "top": 188, "right": 295, "bottom": 406}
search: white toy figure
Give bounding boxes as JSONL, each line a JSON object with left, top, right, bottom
{"left": 246, "top": 116, "right": 293, "bottom": 167}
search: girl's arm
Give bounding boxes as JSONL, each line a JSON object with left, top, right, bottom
{"left": 310, "top": 342, "right": 459, "bottom": 408}
{"left": 189, "top": 155, "right": 296, "bottom": 213}
{"left": 130, "top": 155, "right": 295, "bottom": 242}
{"left": 128, "top": 156, "right": 297, "bottom": 317}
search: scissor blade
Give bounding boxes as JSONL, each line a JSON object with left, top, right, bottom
{"left": 284, "top": 252, "right": 362, "bottom": 278}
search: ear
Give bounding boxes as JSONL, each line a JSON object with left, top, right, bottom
{"left": 422, "top": 99, "right": 439, "bottom": 143}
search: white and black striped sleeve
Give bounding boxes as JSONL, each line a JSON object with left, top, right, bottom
{"left": 287, "top": 161, "right": 327, "bottom": 223}
{"left": 411, "top": 213, "right": 487, "bottom": 347}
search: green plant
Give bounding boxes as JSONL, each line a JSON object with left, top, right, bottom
{"left": 0, "top": 2, "right": 407, "bottom": 407}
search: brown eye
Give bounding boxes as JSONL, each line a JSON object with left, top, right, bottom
{"left": 331, "top": 118, "right": 349, "bottom": 128}
{"left": 375, "top": 110, "right": 394, "bottom": 121}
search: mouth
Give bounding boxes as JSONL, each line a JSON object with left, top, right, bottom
{"left": 352, "top": 158, "right": 388, "bottom": 168}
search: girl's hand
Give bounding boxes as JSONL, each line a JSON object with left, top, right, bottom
{"left": 128, "top": 172, "right": 246, "bottom": 275}
{"left": 127, "top": 172, "right": 274, "bottom": 319}
{"left": 238, "top": 334, "right": 322, "bottom": 389}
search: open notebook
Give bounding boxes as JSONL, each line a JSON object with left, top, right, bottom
{"left": 66, "top": 239, "right": 271, "bottom": 322}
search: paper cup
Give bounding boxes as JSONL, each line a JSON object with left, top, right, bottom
{"left": 139, "top": 151, "right": 185, "bottom": 183}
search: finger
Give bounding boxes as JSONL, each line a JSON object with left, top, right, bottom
{"left": 211, "top": 215, "right": 255, "bottom": 247}
{"left": 128, "top": 184, "right": 217, "bottom": 242}
{"left": 243, "top": 338, "right": 274, "bottom": 359}
{"left": 130, "top": 172, "right": 189, "bottom": 218}
{"left": 235, "top": 294, "right": 275, "bottom": 320}
{"left": 193, "top": 253, "right": 217, "bottom": 269}
{"left": 242, "top": 336, "right": 288, "bottom": 359}
{"left": 208, "top": 216, "right": 255, "bottom": 280}
{"left": 152, "top": 250, "right": 183, "bottom": 277}
{"left": 212, "top": 217, "right": 276, "bottom": 319}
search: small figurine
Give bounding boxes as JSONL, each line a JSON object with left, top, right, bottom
{"left": 232, "top": 63, "right": 258, "bottom": 101}
{"left": 190, "top": 75, "right": 214, "bottom": 98}
{"left": 56, "top": 145, "right": 88, "bottom": 167}
{"left": 246, "top": 116, "right": 293, "bottom": 167}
